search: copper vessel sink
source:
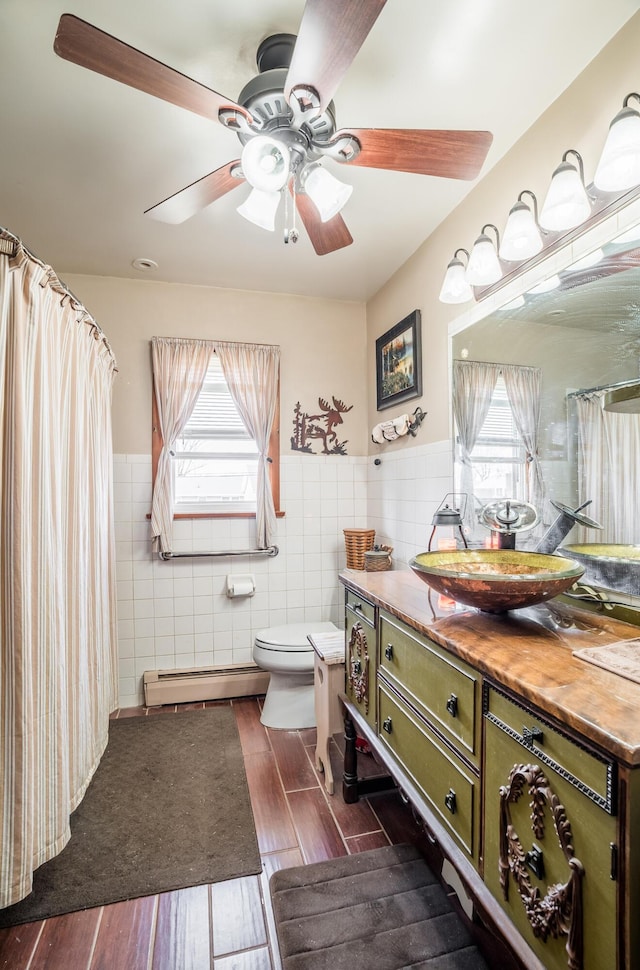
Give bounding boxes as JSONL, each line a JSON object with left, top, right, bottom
{"left": 409, "top": 549, "right": 584, "bottom": 613}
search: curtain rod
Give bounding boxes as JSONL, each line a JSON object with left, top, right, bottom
{"left": 0, "top": 227, "right": 117, "bottom": 371}
{"left": 567, "top": 377, "right": 640, "bottom": 398}
{"left": 453, "top": 358, "right": 539, "bottom": 372}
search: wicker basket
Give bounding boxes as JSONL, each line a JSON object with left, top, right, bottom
{"left": 364, "top": 546, "right": 393, "bottom": 572}
{"left": 343, "top": 528, "right": 375, "bottom": 570}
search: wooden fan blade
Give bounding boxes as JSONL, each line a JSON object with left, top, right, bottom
{"left": 285, "top": 0, "right": 387, "bottom": 114}
{"left": 145, "top": 161, "right": 244, "bottom": 223}
{"left": 334, "top": 127, "right": 493, "bottom": 180}
{"left": 54, "top": 14, "right": 253, "bottom": 125}
{"left": 295, "top": 193, "right": 353, "bottom": 256}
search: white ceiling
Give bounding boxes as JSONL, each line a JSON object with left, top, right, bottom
{"left": 1, "top": 0, "right": 638, "bottom": 302}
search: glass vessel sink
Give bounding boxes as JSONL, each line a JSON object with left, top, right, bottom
{"left": 409, "top": 549, "right": 584, "bottom": 613}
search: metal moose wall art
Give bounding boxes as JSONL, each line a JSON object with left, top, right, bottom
{"left": 291, "top": 396, "right": 353, "bottom": 455}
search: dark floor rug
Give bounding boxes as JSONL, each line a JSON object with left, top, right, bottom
{"left": 270, "top": 843, "right": 488, "bottom": 970}
{"left": 0, "top": 707, "right": 261, "bottom": 927}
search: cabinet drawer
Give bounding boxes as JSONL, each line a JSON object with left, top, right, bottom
{"left": 484, "top": 712, "right": 617, "bottom": 970}
{"left": 345, "top": 589, "right": 376, "bottom": 627}
{"left": 378, "top": 683, "right": 477, "bottom": 859}
{"left": 379, "top": 610, "right": 479, "bottom": 762}
{"left": 485, "top": 685, "right": 615, "bottom": 812}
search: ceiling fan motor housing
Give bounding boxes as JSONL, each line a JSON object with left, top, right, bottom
{"left": 236, "top": 34, "right": 337, "bottom": 166}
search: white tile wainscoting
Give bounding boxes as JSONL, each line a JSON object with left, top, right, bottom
{"left": 113, "top": 440, "right": 453, "bottom": 708}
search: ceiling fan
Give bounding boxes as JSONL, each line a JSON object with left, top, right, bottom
{"left": 53, "top": 0, "right": 493, "bottom": 256}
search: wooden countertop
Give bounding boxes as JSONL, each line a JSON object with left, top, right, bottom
{"left": 340, "top": 568, "right": 640, "bottom": 767}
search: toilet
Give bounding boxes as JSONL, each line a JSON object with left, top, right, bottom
{"left": 253, "top": 621, "right": 340, "bottom": 729}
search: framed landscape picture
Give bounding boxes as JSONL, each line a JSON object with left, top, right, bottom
{"left": 375, "top": 309, "right": 422, "bottom": 411}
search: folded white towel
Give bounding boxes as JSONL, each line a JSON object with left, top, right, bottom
{"left": 372, "top": 413, "right": 412, "bottom": 443}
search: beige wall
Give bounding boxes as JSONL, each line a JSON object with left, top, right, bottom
{"left": 63, "top": 275, "right": 367, "bottom": 456}
{"left": 366, "top": 10, "right": 640, "bottom": 449}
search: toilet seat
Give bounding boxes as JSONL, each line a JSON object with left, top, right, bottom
{"left": 255, "top": 621, "right": 338, "bottom": 653}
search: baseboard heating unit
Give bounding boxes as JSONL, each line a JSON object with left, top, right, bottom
{"left": 143, "top": 663, "right": 270, "bottom": 707}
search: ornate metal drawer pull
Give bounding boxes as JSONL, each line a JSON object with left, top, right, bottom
{"left": 521, "top": 725, "right": 544, "bottom": 748}
{"left": 446, "top": 693, "right": 458, "bottom": 718}
{"left": 524, "top": 844, "right": 545, "bottom": 880}
{"left": 444, "top": 789, "right": 457, "bottom": 814}
{"left": 384, "top": 643, "right": 394, "bottom": 661}
{"left": 383, "top": 717, "right": 393, "bottom": 734}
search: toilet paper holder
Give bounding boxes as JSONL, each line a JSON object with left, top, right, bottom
{"left": 226, "top": 574, "right": 256, "bottom": 598}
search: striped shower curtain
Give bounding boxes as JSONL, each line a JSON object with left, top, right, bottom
{"left": 0, "top": 235, "right": 118, "bottom": 908}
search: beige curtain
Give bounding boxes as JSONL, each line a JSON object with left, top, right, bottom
{"left": 575, "top": 393, "right": 640, "bottom": 543}
{"left": 452, "top": 359, "right": 500, "bottom": 530}
{"left": 0, "top": 237, "right": 118, "bottom": 908}
{"left": 150, "top": 337, "right": 212, "bottom": 554}
{"left": 501, "top": 363, "right": 546, "bottom": 521}
{"left": 216, "top": 341, "right": 280, "bottom": 549}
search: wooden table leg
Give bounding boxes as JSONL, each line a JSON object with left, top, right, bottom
{"left": 343, "top": 711, "right": 360, "bottom": 803}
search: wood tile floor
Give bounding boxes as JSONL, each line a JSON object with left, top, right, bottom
{"left": 0, "top": 697, "right": 521, "bottom": 970}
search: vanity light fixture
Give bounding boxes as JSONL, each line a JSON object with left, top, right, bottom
{"left": 594, "top": 93, "right": 640, "bottom": 192}
{"left": 539, "top": 150, "right": 591, "bottom": 232}
{"left": 499, "top": 190, "right": 544, "bottom": 261}
{"left": 437, "top": 88, "right": 640, "bottom": 306}
{"left": 438, "top": 248, "right": 474, "bottom": 303}
{"left": 465, "top": 224, "right": 502, "bottom": 286}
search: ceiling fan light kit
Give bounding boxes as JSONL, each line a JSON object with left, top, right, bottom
{"left": 441, "top": 93, "right": 640, "bottom": 304}
{"left": 301, "top": 163, "right": 353, "bottom": 222}
{"left": 240, "top": 136, "right": 290, "bottom": 193}
{"left": 52, "top": 4, "right": 493, "bottom": 257}
{"left": 237, "top": 188, "right": 282, "bottom": 232}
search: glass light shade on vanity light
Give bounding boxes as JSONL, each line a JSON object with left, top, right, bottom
{"left": 594, "top": 93, "right": 640, "bottom": 192}
{"left": 439, "top": 248, "right": 473, "bottom": 303}
{"left": 499, "top": 190, "right": 543, "bottom": 261}
{"left": 539, "top": 149, "right": 591, "bottom": 231}
{"left": 465, "top": 224, "right": 502, "bottom": 286}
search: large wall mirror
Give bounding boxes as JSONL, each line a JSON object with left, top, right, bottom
{"left": 450, "top": 202, "right": 640, "bottom": 600}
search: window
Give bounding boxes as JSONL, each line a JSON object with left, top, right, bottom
{"left": 458, "top": 374, "right": 525, "bottom": 503}
{"left": 173, "top": 356, "right": 259, "bottom": 512}
{"left": 151, "top": 352, "right": 280, "bottom": 519}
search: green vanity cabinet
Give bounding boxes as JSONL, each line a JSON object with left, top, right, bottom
{"left": 340, "top": 571, "right": 640, "bottom": 970}
{"left": 344, "top": 588, "right": 378, "bottom": 731}
{"left": 483, "top": 684, "right": 617, "bottom": 970}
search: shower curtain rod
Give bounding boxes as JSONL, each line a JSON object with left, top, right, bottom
{"left": 567, "top": 377, "right": 640, "bottom": 398}
{"left": 0, "top": 227, "right": 117, "bottom": 370}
